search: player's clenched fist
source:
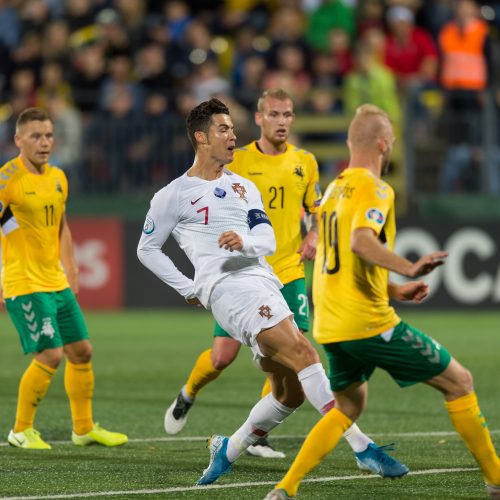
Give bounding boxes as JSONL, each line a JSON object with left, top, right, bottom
{"left": 218, "top": 231, "right": 243, "bottom": 251}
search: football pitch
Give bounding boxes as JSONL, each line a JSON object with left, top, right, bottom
{"left": 0, "top": 309, "right": 498, "bottom": 499}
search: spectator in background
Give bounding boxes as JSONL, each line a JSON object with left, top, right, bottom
{"left": 11, "top": 30, "right": 43, "bottom": 76}
{"left": 99, "top": 53, "right": 144, "bottom": 113}
{"left": 114, "top": 0, "right": 148, "bottom": 49}
{"left": 0, "top": 0, "right": 21, "bottom": 50}
{"left": 233, "top": 55, "right": 266, "bottom": 111}
{"left": 384, "top": 6, "right": 439, "bottom": 91}
{"left": 356, "top": 0, "right": 385, "bottom": 35}
{"left": 231, "top": 25, "right": 261, "bottom": 88}
{"left": 311, "top": 51, "right": 341, "bottom": 89}
{"left": 46, "top": 94, "right": 82, "bottom": 189}
{"left": 360, "top": 26, "right": 387, "bottom": 64}
{"left": 263, "top": 43, "right": 312, "bottom": 109}
{"left": 18, "top": 0, "right": 51, "bottom": 35}
{"left": 163, "top": 0, "right": 192, "bottom": 43}
{"left": 65, "top": 0, "right": 97, "bottom": 32}
{"left": 191, "top": 60, "right": 230, "bottom": 103}
{"left": 42, "top": 20, "right": 71, "bottom": 68}
{"left": 438, "top": 0, "right": 490, "bottom": 192}
{"left": 326, "top": 27, "right": 353, "bottom": 84}
{"left": 0, "top": 93, "right": 31, "bottom": 164}
{"left": 343, "top": 44, "right": 400, "bottom": 124}
{"left": 69, "top": 44, "right": 106, "bottom": 114}
{"left": 135, "top": 43, "right": 172, "bottom": 98}
{"left": 95, "top": 8, "right": 131, "bottom": 58}
{"left": 306, "top": 0, "right": 355, "bottom": 51}
{"left": 9, "top": 68, "right": 37, "bottom": 107}
{"left": 36, "top": 61, "right": 73, "bottom": 109}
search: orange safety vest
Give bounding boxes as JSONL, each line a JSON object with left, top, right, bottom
{"left": 439, "top": 18, "right": 489, "bottom": 90}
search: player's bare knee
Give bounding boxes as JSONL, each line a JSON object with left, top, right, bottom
{"left": 455, "top": 366, "right": 474, "bottom": 394}
{"left": 291, "top": 338, "right": 320, "bottom": 370}
{"left": 211, "top": 351, "right": 236, "bottom": 370}
{"left": 35, "top": 349, "right": 63, "bottom": 369}
{"left": 67, "top": 343, "right": 93, "bottom": 364}
{"left": 336, "top": 400, "right": 362, "bottom": 422}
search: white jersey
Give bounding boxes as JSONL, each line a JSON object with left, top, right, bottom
{"left": 137, "top": 169, "right": 280, "bottom": 308}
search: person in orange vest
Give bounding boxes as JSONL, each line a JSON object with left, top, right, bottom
{"left": 438, "top": 0, "right": 491, "bottom": 192}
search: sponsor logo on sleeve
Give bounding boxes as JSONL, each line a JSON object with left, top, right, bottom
{"left": 143, "top": 215, "right": 155, "bottom": 234}
{"left": 366, "top": 208, "right": 384, "bottom": 225}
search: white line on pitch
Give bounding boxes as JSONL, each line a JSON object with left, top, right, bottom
{"left": 0, "top": 467, "right": 479, "bottom": 499}
{"left": 1, "top": 429, "right": 498, "bottom": 446}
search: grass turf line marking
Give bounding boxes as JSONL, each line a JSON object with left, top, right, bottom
{"left": 0, "top": 467, "right": 479, "bottom": 499}
{"left": 1, "top": 429, "right": 498, "bottom": 446}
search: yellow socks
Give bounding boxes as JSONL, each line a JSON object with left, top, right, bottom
{"left": 261, "top": 377, "right": 272, "bottom": 398}
{"left": 14, "top": 360, "right": 55, "bottom": 432}
{"left": 65, "top": 360, "right": 94, "bottom": 436}
{"left": 445, "top": 392, "right": 500, "bottom": 485}
{"left": 185, "top": 349, "right": 222, "bottom": 399}
{"left": 277, "top": 408, "right": 352, "bottom": 497}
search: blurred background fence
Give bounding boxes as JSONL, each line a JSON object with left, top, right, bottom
{"left": 1, "top": 0, "right": 500, "bottom": 309}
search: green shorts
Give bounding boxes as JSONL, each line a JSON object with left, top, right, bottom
{"left": 323, "top": 321, "right": 452, "bottom": 392}
{"left": 5, "top": 288, "right": 89, "bottom": 354}
{"left": 213, "top": 278, "right": 310, "bottom": 336}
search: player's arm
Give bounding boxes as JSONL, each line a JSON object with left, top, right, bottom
{"left": 0, "top": 246, "right": 3, "bottom": 306}
{"left": 219, "top": 183, "right": 276, "bottom": 257}
{"left": 388, "top": 280, "right": 429, "bottom": 303}
{"left": 137, "top": 186, "right": 197, "bottom": 301}
{"left": 60, "top": 214, "right": 79, "bottom": 294}
{"left": 351, "top": 227, "right": 447, "bottom": 278}
{"left": 298, "top": 212, "right": 318, "bottom": 262}
{"left": 298, "top": 156, "right": 321, "bottom": 261}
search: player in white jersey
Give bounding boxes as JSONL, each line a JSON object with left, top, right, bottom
{"left": 138, "top": 98, "right": 346, "bottom": 485}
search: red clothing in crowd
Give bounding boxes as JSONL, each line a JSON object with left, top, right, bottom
{"left": 384, "top": 27, "right": 438, "bottom": 79}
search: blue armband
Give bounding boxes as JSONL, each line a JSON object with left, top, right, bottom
{"left": 247, "top": 209, "right": 272, "bottom": 229}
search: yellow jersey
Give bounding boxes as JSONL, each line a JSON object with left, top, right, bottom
{"left": 0, "top": 157, "right": 69, "bottom": 298}
{"left": 229, "top": 141, "right": 321, "bottom": 285}
{"left": 313, "top": 168, "right": 400, "bottom": 343}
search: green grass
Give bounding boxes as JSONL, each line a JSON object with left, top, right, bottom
{"left": 0, "top": 310, "right": 498, "bottom": 499}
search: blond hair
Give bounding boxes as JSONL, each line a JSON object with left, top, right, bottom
{"left": 257, "top": 88, "right": 292, "bottom": 112}
{"left": 348, "top": 104, "right": 392, "bottom": 147}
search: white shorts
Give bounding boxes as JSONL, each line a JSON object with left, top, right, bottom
{"left": 209, "top": 273, "right": 294, "bottom": 359}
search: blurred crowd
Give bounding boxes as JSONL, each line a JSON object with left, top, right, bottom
{"left": 0, "top": 0, "right": 499, "bottom": 193}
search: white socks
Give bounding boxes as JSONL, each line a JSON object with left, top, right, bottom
{"left": 226, "top": 394, "right": 295, "bottom": 462}
{"left": 342, "top": 423, "right": 374, "bottom": 452}
{"left": 297, "top": 362, "right": 335, "bottom": 415}
{"left": 181, "top": 385, "right": 194, "bottom": 403}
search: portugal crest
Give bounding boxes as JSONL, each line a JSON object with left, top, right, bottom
{"left": 258, "top": 305, "right": 273, "bottom": 320}
{"left": 231, "top": 183, "right": 247, "bottom": 200}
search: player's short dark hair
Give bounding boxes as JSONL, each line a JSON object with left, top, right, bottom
{"left": 16, "top": 107, "right": 52, "bottom": 132}
{"left": 186, "top": 98, "right": 230, "bottom": 150}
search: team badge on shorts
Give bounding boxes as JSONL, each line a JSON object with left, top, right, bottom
{"left": 366, "top": 208, "right": 384, "bottom": 225}
{"left": 258, "top": 305, "right": 273, "bottom": 319}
